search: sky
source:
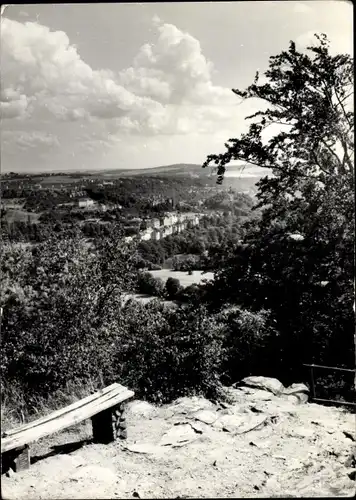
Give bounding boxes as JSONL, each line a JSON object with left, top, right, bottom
{"left": 0, "top": 1, "right": 353, "bottom": 173}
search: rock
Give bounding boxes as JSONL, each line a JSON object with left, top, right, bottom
{"left": 291, "top": 427, "right": 315, "bottom": 438}
{"left": 241, "top": 376, "right": 285, "bottom": 396}
{"left": 283, "top": 383, "right": 310, "bottom": 395}
{"left": 159, "top": 424, "right": 199, "bottom": 447}
{"left": 193, "top": 410, "right": 218, "bottom": 425}
{"left": 188, "top": 421, "right": 205, "bottom": 434}
{"left": 219, "top": 414, "right": 244, "bottom": 431}
{"left": 328, "top": 477, "right": 355, "bottom": 496}
{"left": 236, "top": 415, "right": 269, "bottom": 434}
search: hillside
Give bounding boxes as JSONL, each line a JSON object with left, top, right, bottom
{"left": 2, "top": 378, "right": 355, "bottom": 499}
{"left": 96, "top": 163, "right": 263, "bottom": 195}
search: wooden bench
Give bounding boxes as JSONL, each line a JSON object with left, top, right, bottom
{"left": 1, "top": 383, "right": 134, "bottom": 473}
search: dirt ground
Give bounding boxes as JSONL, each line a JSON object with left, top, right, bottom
{"left": 2, "top": 385, "right": 355, "bottom": 499}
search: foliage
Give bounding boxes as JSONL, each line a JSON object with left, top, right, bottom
{"left": 202, "top": 34, "right": 354, "bottom": 387}
{"left": 1, "top": 228, "right": 138, "bottom": 403}
{"left": 165, "top": 277, "right": 183, "bottom": 300}
{"left": 137, "top": 271, "right": 165, "bottom": 297}
{"left": 116, "top": 301, "right": 226, "bottom": 403}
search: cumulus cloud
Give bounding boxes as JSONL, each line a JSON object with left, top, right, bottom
{"left": 1, "top": 16, "right": 237, "bottom": 139}
{"left": 119, "top": 18, "right": 233, "bottom": 106}
{"left": 0, "top": 87, "right": 30, "bottom": 119}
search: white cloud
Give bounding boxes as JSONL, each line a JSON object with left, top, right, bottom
{"left": 2, "top": 130, "right": 60, "bottom": 149}
{"left": 296, "top": 29, "right": 353, "bottom": 56}
{"left": 1, "top": 16, "right": 237, "bottom": 140}
{"left": 120, "top": 18, "right": 233, "bottom": 106}
{"left": 0, "top": 87, "right": 30, "bottom": 119}
{"left": 0, "top": 18, "right": 166, "bottom": 132}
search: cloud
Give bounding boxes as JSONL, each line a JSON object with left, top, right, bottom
{"left": 119, "top": 18, "right": 233, "bottom": 106}
{"left": 0, "top": 18, "right": 165, "bottom": 130}
{"left": 1, "top": 16, "right": 237, "bottom": 139}
{"left": 296, "top": 30, "right": 353, "bottom": 56}
{"left": 0, "top": 87, "right": 30, "bottom": 119}
{"left": 2, "top": 130, "right": 60, "bottom": 149}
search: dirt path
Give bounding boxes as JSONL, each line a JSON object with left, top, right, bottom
{"left": 2, "top": 386, "right": 355, "bottom": 499}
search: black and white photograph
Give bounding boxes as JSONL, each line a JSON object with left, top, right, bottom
{"left": 0, "top": 1, "right": 355, "bottom": 498}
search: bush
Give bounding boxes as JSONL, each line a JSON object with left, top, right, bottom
{"left": 165, "top": 277, "right": 183, "bottom": 300}
{"left": 0, "top": 230, "right": 138, "bottom": 406}
{"left": 216, "top": 307, "right": 280, "bottom": 385}
{"left": 137, "top": 271, "right": 164, "bottom": 297}
{"left": 116, "top": 301, "right": 226, "bottom": 403}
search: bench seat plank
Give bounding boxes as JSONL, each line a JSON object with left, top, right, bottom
{"left": 2, "top": 385, "right": 134, "bottom": 453}
{"left": 3, "top": 383, "right": 121, "bottom": 438}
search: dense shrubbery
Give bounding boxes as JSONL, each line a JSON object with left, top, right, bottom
{"left": 136, "top": 272, "right": 165, "bottom": 297}
{"left": 1, "top": 229, "right": 137, "bottom": 406}
{"left": 116, "top": 301, "right": 226, "bottom": 403}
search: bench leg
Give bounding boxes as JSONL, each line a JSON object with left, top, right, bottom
{"left": 91, "top": 403, "right": 128, "bottom": 444}
{"left": 114, "top": 403, "right": 128, "bottom": 440}
{"left": 1, "top": 445, "right": 30, "bottom": 474}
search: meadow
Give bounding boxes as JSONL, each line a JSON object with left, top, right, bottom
{"left": 149, "top": 269, "right": 214, "bottom": 287}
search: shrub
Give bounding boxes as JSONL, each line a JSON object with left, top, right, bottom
{"left": 165, "top": 277, "right": 183, "bottom": 300}
{"left": 137, "top": 271, "right": 164, "bottom": 297}
{"left": 0, "top": 230, "right": 138, "bottom": 406}
{"left": 116, "top": 301, "right": 225, "bottom": 403}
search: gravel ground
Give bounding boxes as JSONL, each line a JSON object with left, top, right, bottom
{"left": 2, "top": 386, "right": 355, "bottom": 499}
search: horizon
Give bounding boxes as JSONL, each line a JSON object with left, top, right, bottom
{"left": 1, "top": 1, "right": 353, "bottom": 173}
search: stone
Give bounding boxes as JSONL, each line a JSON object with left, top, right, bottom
{"left": 219, "top": 414, "right": 244, "bottom": 432}
{"left": 193, "top": 410, "right": 218, "bottom": 425}
{"left": 283, "top": 383, "right": 310, "bottom": 395}
{"left": 241, "top": 376, "right": 285, "bottom": 396}
{"left": 159, "top": 424, "right": 198, "bottom": 447}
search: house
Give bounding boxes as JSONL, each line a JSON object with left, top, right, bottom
{"left": 78, "top": 198, "right": 95, "bottom": 208}
{"left": 152, "top": 230, "right": 161, "bottom": 241}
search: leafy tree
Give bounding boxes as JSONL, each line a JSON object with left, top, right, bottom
{"left": 137, "top": 271, "right": 165, "bottom": 297}
{"left": 202, "top": 34, "right": 354, "bottom": 385}
{"left": 1, "top": 227, "right": 138, "bottom": 403}
{"left": 165, "top": 277, "right": 183, "bottom": 300}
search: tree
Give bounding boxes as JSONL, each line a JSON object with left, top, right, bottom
{"left": 137, "top": 271, "right": 164, "bottom": 297}
{"left": 1, "top": 227, "right": 139, "bottom": 403}
{"left": 165, "top": 277, "right": 183, "bottom": 300}
{"left": 202, "top": 35, "right": 354, "bottom": 385}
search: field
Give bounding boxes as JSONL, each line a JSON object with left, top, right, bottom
{"left": 39, "top": 176, "right": 86, "bottom": 185}
{"left": 3, "top": 209, "right": 42, "bottom": 224}
{"left": 149, "top": 269, "right": 214, "bottom": 287}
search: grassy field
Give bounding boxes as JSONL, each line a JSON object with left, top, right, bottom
{"left": 39, "top": 176, "right": 85, "bottom": 184}
{"left": 3, "top": 209, "right": 42, "bottom": 223}
{"left": 149, "top": 269, "right": 214, "bottom": 287}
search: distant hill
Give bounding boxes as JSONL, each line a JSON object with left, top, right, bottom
{"left": 104, "top": 163, "right": 264, "bottom": 195}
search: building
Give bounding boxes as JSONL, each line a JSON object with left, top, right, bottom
{"left": 78, "top": 198, "right": 95, "bottom": 208}
{"left": 152, "top": 230, "right": 161, "bottom": 241}
{"left": 152, "top": 218, "right": 160, "bottom": 229}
